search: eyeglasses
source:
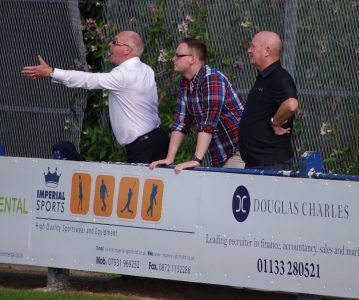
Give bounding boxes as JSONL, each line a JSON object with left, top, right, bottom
{"left": 111, "top": 39, "right": 130, "bottom": 47}
{"left": 174, "top": 53, "right": 193, "bottom": 58}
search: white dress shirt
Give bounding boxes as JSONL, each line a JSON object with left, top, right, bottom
{"left": 52, "top": 57, "right": 161, "bottom": 145}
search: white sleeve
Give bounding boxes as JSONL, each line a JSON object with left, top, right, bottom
{"left": 52, "top": 68, "right": 125, "bottom": 91}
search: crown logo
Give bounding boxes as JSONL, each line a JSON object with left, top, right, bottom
{"left": 44, "top": 167, "right": 61, "bottom": 188}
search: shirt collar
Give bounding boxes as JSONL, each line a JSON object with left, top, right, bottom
{"left": 259, "top": 60, "right": 281, "bottom": 78}
{"left": 183, "top": 64, "right": 207, "bottom": 84}
{"left": 114, "top": 57, "right": 140, "bottom": 69}
{"left": 195, "top": 64, "right": 207, "bottom": 79}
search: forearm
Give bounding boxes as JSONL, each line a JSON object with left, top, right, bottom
{"left": 52, "top": 69, "right": 102, "bottom": 89}
{"left": 166, "top": 131, "right": 186, "bottom": 162}
{"left": 272, "top": 98, "right": 298, "bottom": 126}
{"left": 194, "top": 132, "right": 212, "bottom": 159}
{"left": 172, "top": 131, "right": 212, "bottom": 173}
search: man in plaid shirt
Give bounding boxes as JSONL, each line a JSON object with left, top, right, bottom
{"left": 150, "top": 38, "right": 244, "bottom": 173}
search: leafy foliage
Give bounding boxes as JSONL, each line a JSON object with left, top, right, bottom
{"left": 79, "top": 0, "right": 213, "bottom": 164}
{"left": 79, "top": 1, "right": 127, "bottom": 162}
{"left": 78, "top": 0, "right": 358, "bottom": 174}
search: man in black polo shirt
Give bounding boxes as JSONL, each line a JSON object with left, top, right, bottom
{"left": 239, "top": 31, "right": 298, "bottom": 170}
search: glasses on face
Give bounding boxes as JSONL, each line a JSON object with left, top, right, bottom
{"left": 174, "top": 53, "right": 193, "bottom": 58}
{"left": 111, "top": 39, "right": 129, "bottom": 47}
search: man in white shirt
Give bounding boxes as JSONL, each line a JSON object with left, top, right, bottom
{"left": 21, "top": 31, "right": 169, "bottom": 163}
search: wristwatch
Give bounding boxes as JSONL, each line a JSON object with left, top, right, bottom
{"left": 192, "top": 155, "right": 202, "bottom": 165}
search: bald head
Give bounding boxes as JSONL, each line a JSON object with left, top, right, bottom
{"left": 248, "top": 31, "right": 282, "bottom": 71}
{"left": 109, "top": 31, "right": 145, "bottom": 65}
{"left": 255, "top": 31, "right": 282, "bottom": 57}
{"left": 120, "top": 31, "right": 144, "bottom": 57}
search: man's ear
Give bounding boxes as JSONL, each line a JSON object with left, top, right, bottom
{"left": 264, "top": 46, "right": 271, "bottom": 57}
{"left": 189, "top": 54, "right": 198, "bottom": 66}
{"left": 125, "top": 46, "right": 132, "bottom": 55}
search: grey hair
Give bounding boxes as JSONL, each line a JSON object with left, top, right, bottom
{"left": 127, "top": 32, "right": 144, "bottom": 57}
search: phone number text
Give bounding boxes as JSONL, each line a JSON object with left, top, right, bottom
{"left": 257, "top": 258, "right": 320, "bottom": 278}
{"left": 149, "top": 261, "right": 191, "bottom": 274}
{"left": 96, "top": 256, "right": 140, "bottom": 269}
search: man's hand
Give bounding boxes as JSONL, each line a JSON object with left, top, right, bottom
{"left": 21, "top": 55, "right": 53, "bottom": 79}
{"left": 271, "top": 119, "right": 291, "bottom": 135}
{"left": 149, "top": 158, "right": 201, "bottom": 174}
{"left": 174, "top": 160, "right": 200, "bottom": 174}
{"left": 149, "top": 158, "right": 173, "bottom": 170}
{"left": 270, "top": 98, "right": 298, "bottom": 136}
{"left": 272, "top": 124, "right": 291, "bottom": 135}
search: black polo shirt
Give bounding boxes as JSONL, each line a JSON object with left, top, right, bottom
{"left": 238, "top": 60, "right": 297, "bottom": 165}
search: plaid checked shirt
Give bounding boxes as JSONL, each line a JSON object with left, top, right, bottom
{"left": 172, "top": 65, "right": 244, "bottom": 166}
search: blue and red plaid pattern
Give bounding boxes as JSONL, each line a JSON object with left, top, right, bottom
{"left": 172, "top": 65, "right": 244, "bottom": 166}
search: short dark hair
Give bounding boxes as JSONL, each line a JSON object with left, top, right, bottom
{"left": 179, "top": 37, "right": 207, "bottom": 62}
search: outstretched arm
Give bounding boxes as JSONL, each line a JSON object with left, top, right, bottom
{"left": 22, "top": 55, "right": 124, "bottom": 91}
{"left": 21, "top": 55, "right": 53, "bottom": 79}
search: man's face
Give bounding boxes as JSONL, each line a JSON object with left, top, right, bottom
{"left": 108, "top": 33, "right": 131, "bottom": 65}
{"left": 172, "top": 43, "right": 194, "bottom": 74}
{"left": 247, "top": 34, "right": 267, "bottom": 70}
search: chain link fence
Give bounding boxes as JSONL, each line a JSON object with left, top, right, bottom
{"left": 0, "top": 0, "right": 357, "bottom": 171}
{"left": 0, "top": 0, "right": 87, "bottom": 158}
{"left": 104, "top": 0, "right": 358, "bottom": 172}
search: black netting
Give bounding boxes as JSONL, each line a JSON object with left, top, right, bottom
{"left": 0, "top": 0, "right": 87, "bottom": 158}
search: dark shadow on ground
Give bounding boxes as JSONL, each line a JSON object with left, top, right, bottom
{"left": 0, "top": 264, "right": 297, "bottom": 299}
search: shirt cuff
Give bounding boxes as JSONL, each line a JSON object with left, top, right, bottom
{"left": 51, "top": 68, "right": 65, "bottom": 83}
{"left": 197, "top": 124, "right": 215, "bottom": 134}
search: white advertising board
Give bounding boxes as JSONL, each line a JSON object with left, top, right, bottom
{"left": 0, "top": 156, "right": 358, "bottom": 298}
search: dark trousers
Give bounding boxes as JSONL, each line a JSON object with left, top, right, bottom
{"left": 245, "top": 158, "right": 293, "bottom": 171}
{"left": 125, "top": 126, "right": 169, "bottom": 164}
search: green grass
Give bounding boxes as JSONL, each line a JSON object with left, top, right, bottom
{"left": 0, "top": 288, "right": 130, "bottom": 300}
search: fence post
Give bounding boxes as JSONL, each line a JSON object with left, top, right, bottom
{"left": 282, "top": 0, "right": 298, "bottom": 77}
{"left": 47, "top": 146, "right": 72, "bottom": 290}
{"left": 298, "top": 151, "right": 323, "bottom": 300}
{"left": 47, "top": 267, "right": 71, "bottom": 290}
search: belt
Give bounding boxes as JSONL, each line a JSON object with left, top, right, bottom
{"left": 126, "top": 127, "right": 158, "bottom": 148}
